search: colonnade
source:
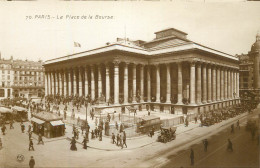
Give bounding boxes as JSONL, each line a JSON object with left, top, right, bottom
{"left": 45, "top": 61, "right": 239, "bottom": 105}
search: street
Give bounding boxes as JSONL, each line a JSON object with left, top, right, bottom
{"left": 163, "top": 120, "right": 259, "bottom": 168}
{"left": 0, "top": 108, "right": 259, "bottom": 168}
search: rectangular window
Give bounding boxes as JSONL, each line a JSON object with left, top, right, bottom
{"left": 0, "top": 89, "right": 4, "bottom": 97}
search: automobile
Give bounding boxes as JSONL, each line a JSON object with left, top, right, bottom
{"left": 157, "top": 126, "right": 177, "bottom": 143}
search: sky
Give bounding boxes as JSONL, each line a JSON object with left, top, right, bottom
{"left": 0, "top": 1, "right": 259, "bottom": 61}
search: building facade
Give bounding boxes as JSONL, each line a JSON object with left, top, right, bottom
{"left": 238, "top": 33, "right": 260, "bottom": 101}
{"left": 12, "top": 59, "right": 45, "bottom": 98}
{"left": 0, "top": 58, "right": 13, "bottom": 99}
{"left": 44, "top": 28, "right": 240, "bottom": 114}
{"left": 0, "top": 54, "right": 45, "bottom": 99}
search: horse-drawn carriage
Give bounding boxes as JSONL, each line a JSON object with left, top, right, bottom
{"left": 157, "top": 126, "right": 177, "bottom": 143}
{"left": 0, "top": 106, "right": 13, "bottom": 126}
{"left": 11, "top": 106, "right": 28, "bottom": 122}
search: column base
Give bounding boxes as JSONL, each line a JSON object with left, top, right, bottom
{"left": 165, "top": 101, "right": 171, "bottom": 104}
{"left": 189, "top": 103, "right": 197, "bottom": 106}
{"left": 202, "top": 101, "right": 207, "bottom": 104}
{"left": 176, "top": 102, "right": 183, "bottom": 105}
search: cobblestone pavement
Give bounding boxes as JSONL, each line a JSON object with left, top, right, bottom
{"left": 0, "top": 106, "right": 251, "bottom": 168}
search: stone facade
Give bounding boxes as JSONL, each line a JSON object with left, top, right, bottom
{"left": 44, "top": 28, "right": 240, "bottom": 114}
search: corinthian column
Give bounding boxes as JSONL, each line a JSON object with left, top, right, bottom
{"left": 166, "top": 63, "right": 171, "bottom": 103}
{"left": 51, "top": 72, "right": 55, "bottom": 95}
{"left": 177, "top": 62, "right": 183, "bottom": 105}
{"left": 227, "top": 69, "right": 230, "bottom": 99}
{"left": 140, "top": 64, "right": 144, "bottom": 103}
{"left": 156, "top": 64, "right": 160, "bottom": 103}
{"left": 84, "top": 67, "right": 88, "bottom": 97}
{"left": 217, "top": 66, "right": 220, "bottom": 101}
{"left": 59, "top": 71, "right": 62, "bottom": 95}
{"left": 90, "top": 65, "right": 95, "bottom": 100}
{"left": 79, "top": 68, "right": 82, "bottom": 96}
{"left": 48, "top": 72, "right": 51, "bottom": 95}
{"left": 196, "top": 63, "right": 201, "bottom": 104}
{"left": 105, "top": 64, "right": 110, "bottom": 103}
{"left": 132, "top": 64, "right": 137, "bottom": 103}
{"left": 114, "top": 62, "right": 119, "bottom": 104}
{"left": 147, "top": 65, "right": 151, "bottom": 102}
{"left": 55, "top": 71, "right": 59, "bottom": 95}
{"left": 202, "top": 64, "right": 207, "bottom": 103}
{"left": 68, "top": 70, "right": 71, "bottom": 96}
{"left": 224, "top": 68, "right": 228, "bottom": 100}
{"left": 63, "top": 71, "right": 67, "bottom": 96}
{"left": 221, "top": 68, "right": 224, "bottom": 100}
{"left": 98, "top": 65, "right": 102, "bottom": 97}
{"left": 212, "top": 66, "right": 216, "bottom": 102}
{"left": 73, "top": 68, "right": 77, "bottom": 96}
{"left": 45, "top": 72, "right": 48, "bottom": 96}
{"left": 207, "top": 65, "right": 212, "bottom": 102}
{"left": 190, "top": 61, "right": 196, "bottom": 105}
{"left": 124, "top": 63, "right": 128, "bottom": 104}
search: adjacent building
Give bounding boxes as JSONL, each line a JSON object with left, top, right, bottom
{"left": 0, "top": 55, "right": 45, "bottom": 99}
{"left": 44, "top": 28, "right": 240, "bottom": 114}
{"left": 238, "top": 33, "right": 260, "bottom": 100}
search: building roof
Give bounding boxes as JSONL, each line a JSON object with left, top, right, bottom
{"left": 44, "top": 28, "right": 237, "bottom": 65}
{"left": 154, "top": 27, "right": 188, "bottom": 35}
{"left": 33, "top": 112, "right": 63, "bottom": 122}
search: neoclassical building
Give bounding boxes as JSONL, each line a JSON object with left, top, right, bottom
{"left": 44, "top": 28, "right": 240, "bottom": 114}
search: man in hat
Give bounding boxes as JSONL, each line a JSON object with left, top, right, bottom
{"left": 29, "top": 156, "right": 35, "bottom": 168}
{"left": 112, "top": 133, "right": 116, "bottom": 144}
{"left": 1, "top": 125, "right": 6, "bottom": 135}
{"left": 9, "top": 120, "right": 14, "bottom": 129}
{"left": 21, "top": 122, "right": 25, "bottom": 133}
{"left": 82, "top": 136, "right": 87, "bottom": 149}
{"left": 38, "top": 133, "right": 44, "bottom": 145}
{"left": 29, "top": 139, "right": 34, "bottom": 151}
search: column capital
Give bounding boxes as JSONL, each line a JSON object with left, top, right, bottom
{"left": 113, "top": 61, "right": 120, "bottom": 66}
{"left": 189, "top": 60, "right": 196, "bottom": 66}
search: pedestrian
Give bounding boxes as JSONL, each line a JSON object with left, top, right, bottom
{"left": 236, "top": 120, "right": 240, "bottom": 130}
{"left": 82, "top": 136, "right": 87, "bottom": 149}
{"left": 0, "top": 138, "right": 2, "bottom": 149}
{"left": 116, "top": 133, "right": 120, "bottom": 146}
{"left": 85, "top": 130, "right": 89, "bottom": 142}
{"left": 29, "top": 139, "right": 34, "bottom": 151}
{"left": 185, "top": 118, "right": 189, "bottom": 127}
{"left": 231, "top": 124, "right": 234, "bottom": 133}
{"left": 194, "top": 117, "right": 197, "bottom": 124}
{"left": 203, "top": 139, "right": 208, "bottom": 152}
{"left": 10, "top": 120, "right": 14, "bottom": 129}
{"left": 115, "top": 121, "right": 118, "bottom": 130}
{"left": 38, "top": 133, "right": 44, "bottom": 145}
{"left": 99, "top": 130, "right": 102, "bottom": 141}
{"left": 1, "top": 125, "right": 6, "bottom": 135}
{"left": 119, "top": 124, "right": 124, "bottom": 133}
{"left": 95, "top": 117, "right": 98, "bottom": 126}
{"left": 119, "top": 135, "right": 123, "bottom": 149}
{"left": 227, "top": 139, "right": 233, "bottom": 152}
{"left": 81, "top": 123, "right": 85, "bottom": 135}
{"left": 112, "top": 133, "right": 116, "bottom": 144}
{"left": 70, "top": 137, "right": 77, "bottom": 151}
{"left": 123, "top": 131, "right": 127, "bottom": 148}
{"left": 29, "top": 131, "right": 32, "bottom": 140}
{"left": 21, "top": 122, "right": 25, "bottom": 133}
{"left": 190, "top": 148, "right": 194, "bottom": 166}
{"left": 28, "top": 125, "right": 31, "bottom": 133}
{"left": 91, "top": 130, "right": 95, "bottom": 139}
{"left": 29, "top": 156, "right": 35, "bottom": 168}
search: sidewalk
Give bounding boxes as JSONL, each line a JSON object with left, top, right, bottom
{"left": 64, "top": 111, "right": 249, "bottom": 151}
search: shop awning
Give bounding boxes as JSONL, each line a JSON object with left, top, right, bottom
{"left": 50, "top": 120, "right": 64, "bottom": 126}
{"left": 31, "top": 117, "right": 45, "bottom": 124}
